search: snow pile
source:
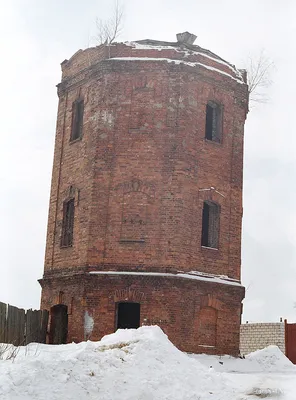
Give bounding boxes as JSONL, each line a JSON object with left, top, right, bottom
{"left": 191, "top": 345, "right": 296, "bottom": 374}
{"left": 0, "top": 328, "right": 295, "bottom": 399}
{"left": 247, "top": 345, "right": 295, "bottom": 372}
{"left": 0, "top": 326, "right": 229, "bottom": 400}
{"left": 193, "top": 347, "right": 296, "bottom": 400}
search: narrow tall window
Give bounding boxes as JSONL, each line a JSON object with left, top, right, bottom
{"left": 61, "top": 199, "right": 75, "bottom": 247}
{"left": 71, "top": 99, "right": 84, "bottom": 141}
{"left": 201, "top": 201, "right": 220, "bottom": 248}
{"left": 205, "top": 101, "right": 222, "bottom": 142}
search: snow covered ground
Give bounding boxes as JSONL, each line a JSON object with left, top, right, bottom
{"left": 0, "top": 326, "right": 295, "bottom": 399}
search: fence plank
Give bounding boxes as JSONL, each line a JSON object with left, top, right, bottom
{"left": 6, "top": 305, "right": 25, "bottom": 346}
{"left": 17, "top": 309, "right": 26, "bottom": 346}
{"left": 40, "top": 310, "right": 49, "bottom": 344}
{"left": 25, "top": 309, "right": 32, "bottom": 345}
{"left": 26, "top": 309, "right": 35, "bottom": 344}
{"left": 0, "top": 302, "right": 7, "bottom": 343}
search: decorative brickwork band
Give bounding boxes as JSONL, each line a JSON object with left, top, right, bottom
{"left": 114, "top": 288, "right": 145, "bottom": 303}
{"left": 115, "top": 179, "right": 156, "bottom": 198}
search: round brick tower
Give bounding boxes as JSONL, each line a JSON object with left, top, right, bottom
{"left": 40, "top": 32, "right": 249, "bottom": 355}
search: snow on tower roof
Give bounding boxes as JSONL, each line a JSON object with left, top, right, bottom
{"left": 133, "top": 38, "right": 227, "bottom": 63}
{"left": 122, "top": 38, "right": 245, "bottom": 84}
{"left": 60, "top": 35, "right": 247, "bottom": 86}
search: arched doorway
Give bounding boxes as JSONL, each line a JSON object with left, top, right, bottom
{"left": 116, "top": 302, "right": 140, "bottom": 329}
{"left": 49, "top": 304, "right": 68, "bottom": 344}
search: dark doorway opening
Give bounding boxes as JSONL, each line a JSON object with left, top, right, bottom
{"left": 117, "top": 302, "right": 140, "bottom": 329}
{"left": 49, "top": 304, "right": 68, "bottom": 344}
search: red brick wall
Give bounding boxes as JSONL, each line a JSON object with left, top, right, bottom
{"left": 41, "top": 41, "right": 248, "bottom": 354}
{"left": 44, "top": 43, "right": 247, "bottom": 278}
{"left": 40, "top": 272, "right": 244, "bottom": 355}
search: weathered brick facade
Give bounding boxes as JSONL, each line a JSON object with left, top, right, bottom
{"left": 40, "top": 34, "right": 249, "bottom": 355}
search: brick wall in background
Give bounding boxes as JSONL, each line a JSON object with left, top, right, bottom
{"left": 240, "top": 322, "right": 285, "bottom": 355}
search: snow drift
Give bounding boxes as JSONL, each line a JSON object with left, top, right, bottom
{"left": 0, "top": 326, "right": 295, "bottom": 400}
{"left": 0, "top": 326, "right": 228, "bottom": 400}
{"left": 246, "top": 345, "right": 295, "bottom": 372}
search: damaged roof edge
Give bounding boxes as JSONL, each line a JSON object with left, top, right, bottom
{"left": 134, "top": 39, "right": 231, "bottom": 66}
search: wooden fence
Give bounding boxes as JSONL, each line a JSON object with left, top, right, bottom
{"left": 0, "top": 302, "right": 48, "bottom": 346}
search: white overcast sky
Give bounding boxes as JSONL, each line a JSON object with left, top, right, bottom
{"left": 1, "top": 0, "right": 296, "bottom": 323}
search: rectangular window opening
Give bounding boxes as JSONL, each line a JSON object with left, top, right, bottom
{"left": 61, "top": 198, "right": 75, "bottom": 247}
{"left": 71, "top": 99, "right": 84, "bottom": 141}
{"left": 201, "top": 201, "right": 220, "bottom": 249}
{"left": 205, "top": 102, "right": 222, "bottom": 143}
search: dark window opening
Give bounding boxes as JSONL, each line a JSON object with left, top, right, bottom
{"left": 61, "top": 198, "right": 75, "bottom": 247}
{"left": 201, "top": 201, "right": 220, "bottom": 248}
{"left": 205, "top": 101, "right": 222, "bottom": 142}
{"left": 71, "top": 99, "right": 84, "bottom": 141}
{"left": 117, "top": 302, "right": 140, "bottom": 329}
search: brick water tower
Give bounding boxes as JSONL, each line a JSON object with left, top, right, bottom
{"left": 40, "top": 32, "right": 248, "bottom": 355}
